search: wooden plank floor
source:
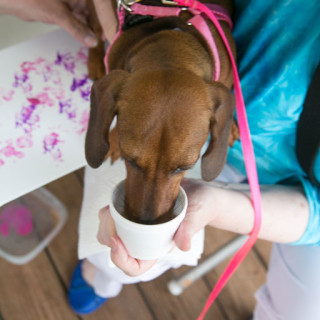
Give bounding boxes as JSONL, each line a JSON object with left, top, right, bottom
{"left": 0, "top": 169, "right": 272, "bottom": 320}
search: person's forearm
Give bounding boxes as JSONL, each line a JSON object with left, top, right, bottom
{"left": 212, "top": 183, "right": 309, "bottom": 243}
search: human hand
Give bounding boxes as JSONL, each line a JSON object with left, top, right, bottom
{"left": 173, "top": 178, "right": 218, "bottom": 251}
{"left": 0, "top": 0, "right": 98, "bottom": 47}
{"left": 97, "top": 206, "right": 157, "bottom": 277}
{"left": 174, "top": 177, "right": 310, "bottom": 246}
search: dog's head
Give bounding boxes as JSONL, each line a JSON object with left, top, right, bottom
{"left": 85, "top": 68, "right": 235, "bottom": 223}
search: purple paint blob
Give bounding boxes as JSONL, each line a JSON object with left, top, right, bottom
{"left": 55, "top": 51, "right": 75, "bottom": 73}
{"left": 70, "top": 74, "right": 88, "bottom": 91}
{"left": 13, "top": 73, "right": 28, "bottom": 88}
{"left": 59, "top": 99, "right": 71, "bottom": 113}
{"left": 59, "top": 99, "right": 76, "bottom": 119}
{"left": 80, "top": 86, "right": 91, "bottom": 101}
{"left": 0, "top": 204, "right": 33, "bottom": 236}
{"left": 15, "top": 103, "right": 39, "bottom": 133}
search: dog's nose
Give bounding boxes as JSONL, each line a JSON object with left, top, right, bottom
{"left": 124, "top": 204, "right": 175, "bottom": 224}
{"left": 124, "top": 178, "right": 179, "bottom": 224}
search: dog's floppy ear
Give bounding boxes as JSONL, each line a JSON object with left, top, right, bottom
{"left": 201, "top": 82, "right": 235, "bottom": 181}
{"left": 85, "top": 70, "right": 128, "bottom": 168}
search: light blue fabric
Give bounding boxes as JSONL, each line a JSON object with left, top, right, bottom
{"left": 227, "top": 0, "right": 320, "bottom": 245}
{"left": 314, "top": 151, "right": 320, "bottom": 183}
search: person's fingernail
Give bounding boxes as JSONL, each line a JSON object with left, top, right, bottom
{"left": 84, "top": 35, "right": 98, "bottom": 47}
{"left": 111, "top": 237, "right": 117, "bottom": 253}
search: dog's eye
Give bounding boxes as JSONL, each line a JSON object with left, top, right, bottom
{"left": 127, "top": 159, "right": 140, "bottom": 170}
{"left": 172, "top": 164, "right": 194, "bottom": 175}
{"left": 172, "top": 167, "right": 187, "bottom": 175}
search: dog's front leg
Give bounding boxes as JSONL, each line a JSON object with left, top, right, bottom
{"left": 105, "top": 127, "right": 121, "bottom": 163}
{"left": 86, "top": 0, "right": 106, "bottom": 80}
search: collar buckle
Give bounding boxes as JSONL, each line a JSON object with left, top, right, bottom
{"left": 118, "top": 0, "right": 178, "bottom": 11}
{"left": 161, "top": 0, "right": 178, "bottom": 5}
{"left": 117, "top": 0, "right": 137, "bottom": 12}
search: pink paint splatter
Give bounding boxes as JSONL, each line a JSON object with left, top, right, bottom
{"left": 43, "top": 132, "right": 61, "bottom": 151}
{"left": 16, "top": 135, "right": 33, "bottom": 148}
{"left": 0, "top": 88, "right": 15, "bottom": 102}
{"left": 21, "top": 61, "right": 35, "bottom": 74}
{"left": 44, "top": 86, "right": 65, "bottom": 100}
{"left": 21, "top": 58, "right": 62, "bottom": 85}
{"left": 21, "top": 58, "right": 45, "bottom": 74}
{"left": 0, "top": 143, "right": 24, "bottom": 159}
{"left": 0, "top": 204, "right": 33, "bottom": 236}
{"left": 76, "top": 47, "right": 88, "bottom": 65}
{"left": 35, "top": 92, "right": 54, "bottom": 107}
{"left": 43, "top": 132, "right": 64, "bottom": 161}
{"left": 27, "top": 98, "right": 40, "bottom": 105}
{"left": 78, "top": 110, "right": 89, "bottom": 134}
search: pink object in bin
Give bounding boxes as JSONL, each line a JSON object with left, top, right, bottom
{"left": 0, "top": 187, "right": 67, "bottom": 265}
{"left": 0, "top": 204, "right": 33, "bottom": 236}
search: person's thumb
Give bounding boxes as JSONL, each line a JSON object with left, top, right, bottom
{"left": 174, "top": 220, "right": 194, "bottom": 252}
{"left": 53, "top": 8, "right": 98, "bottom": 47}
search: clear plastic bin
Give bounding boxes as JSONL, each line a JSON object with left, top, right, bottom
{"left": 0, "top": 187, "right": 67, "bottom": 265}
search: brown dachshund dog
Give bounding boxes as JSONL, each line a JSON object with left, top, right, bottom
{"left": 85, "top": 0, "right": 239, "bottom": 223}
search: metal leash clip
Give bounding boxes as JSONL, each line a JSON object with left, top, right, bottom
{"left": 117, "top": 0, "right": 138, "bottom": 12}
{"left": 161, "top": 0, "right": 178, "bottom": 5}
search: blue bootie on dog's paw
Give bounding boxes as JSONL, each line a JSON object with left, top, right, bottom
{"left": 68, "top": 260, "right": 108, "bottom": 315}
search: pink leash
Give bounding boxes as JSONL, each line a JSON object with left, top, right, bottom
{"left": 105, "top": 1, "right": 262, "bottom": 319}
{"left": 173, "top": 1, "right": 262, "bottom": 319}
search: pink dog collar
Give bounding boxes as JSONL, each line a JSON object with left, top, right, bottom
{"left": 172, "top": 0, "right": 262, "bottom": 319}
{"left": 105, "top": 2, "right": 232, "bottom": 81}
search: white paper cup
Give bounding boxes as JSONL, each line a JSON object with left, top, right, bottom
{"left": 109, "top": 180, "right": 188, "bottom": 260}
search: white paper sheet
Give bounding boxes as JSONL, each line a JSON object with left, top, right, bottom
{"left": 0, "top": 29, "right": 92, "bottom": 206}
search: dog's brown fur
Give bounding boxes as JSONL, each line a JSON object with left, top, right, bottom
{"left": 85, "top": 0, "right": 239, "bottom": 223}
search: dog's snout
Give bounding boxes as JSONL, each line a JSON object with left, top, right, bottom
{"left": 124, "top": 201, "right": 176, "bottom": 224}
{"left": 123, "top": 181, "right": 179, "bottom": 224}
{"left": 124, "top": 168, "right": 182, "bottom": 224}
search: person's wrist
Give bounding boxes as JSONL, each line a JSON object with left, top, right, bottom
{"left": 186, "top": 181, "right": 219, "bottom": 232}
{"left": 204, "top": 185, "right": 225, "bottom": 228}
{"left": 209, "top": 185, "right": 254, "bottom": 234}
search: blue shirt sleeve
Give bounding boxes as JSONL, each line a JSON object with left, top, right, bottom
{"left": 230, "top": 0, "right": 320, "bottom": 245}
{"left": 294, "top": 174, "right": 320, "bottom": 246}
